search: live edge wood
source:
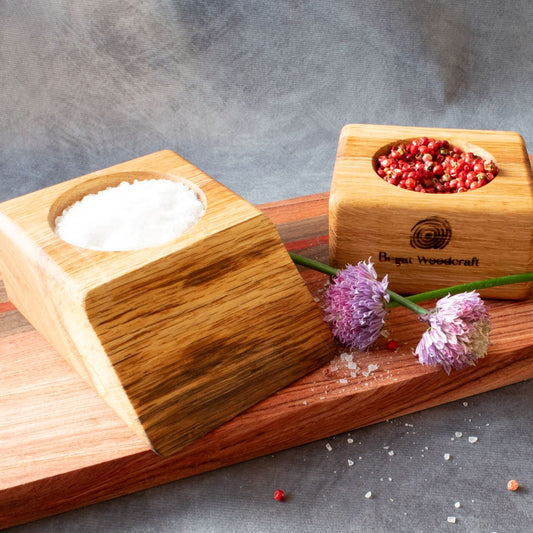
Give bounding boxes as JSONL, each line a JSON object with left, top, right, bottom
{"left": 329, "top": 124, "right": 533, "bottom": 299}
{"left": 2, "top": 186, "right": 533, "bottom": 529}
{"left": 0, "top": 151, "right": 336, "bottom": 457}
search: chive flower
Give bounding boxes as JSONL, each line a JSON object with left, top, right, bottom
{"left": 415, "top": 292, "right": 490, "bottom": 374}
{"left": 323, "top": 260, "right": 389, "bottom": 350}
{"left": 289, "top": 251, "right": 533, "bottom": 372}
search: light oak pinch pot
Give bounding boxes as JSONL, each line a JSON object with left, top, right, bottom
{"left": 329, "top": 124, "right": 533, "bottom": 299}
{"left": 0, "top": 150, "right": 336, "bottom": 456}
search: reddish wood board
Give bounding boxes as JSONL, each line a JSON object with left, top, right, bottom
{"left": 2, "top": 191, "right": 533, "bottom": 529}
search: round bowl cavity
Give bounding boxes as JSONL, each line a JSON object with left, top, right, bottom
{"left": 49, "top": 171, "right": 206, "bottom": 251}
{"left": 372, "top": 138, "right": 498, "bottom": 193}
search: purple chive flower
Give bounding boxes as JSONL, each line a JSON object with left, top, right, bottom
{"left": 415, "top": 291, "right": 490, "bottom": 374}
{"left": 323, "top": 260, "right": 390, "bottom": 350}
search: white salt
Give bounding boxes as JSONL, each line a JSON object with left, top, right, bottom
{"left": 362, "top": 364, "right": 379, "bottom": 377}
{"left": 468, "top": 436, "right": 478, "bottom": 444}
{"left": 447, "top": 516, "right": 457, "bottom": 524}
{"left": 455, "top": 431, "right": 463, "bottom": 438}
{"left": 347, "top": 459, "right": 354, "bottom": 466}
{"left": 444, "top": 453, "right": 451, "bottom": 461}
{"left": 454, "top": 502, "right": 461, "bottom": 508}
{"left": 55, "top": 179, "right": 205, "bottom": 251}
{"left": 325, "top": 443, "right": 333, "bottom": 452}
{"left": 365, "top": 491, "right": 372, "bottom": 499}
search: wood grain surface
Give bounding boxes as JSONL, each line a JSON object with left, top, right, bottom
{"left": 2, "top": 188, "right": 533, "bottom": 529}
{"left": 329, "top": 124, "right": 533, "bottom": 299}
{"left": 0, "top": 151, "right": 336, "bottom": 456}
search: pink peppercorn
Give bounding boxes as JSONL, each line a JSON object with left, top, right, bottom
{"left": 386, "top": 339, "right": 399, "bottom": 351}
{"left": 376, "top": 137, "right": 499, "bottom": 193}
{"left": 273, "top": 489, "right": 285, "bottom": 501}
{"left": 507, "top": 479, "right": 519, "bottom": 491}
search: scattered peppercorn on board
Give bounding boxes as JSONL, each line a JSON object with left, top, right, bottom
{"left": 2, "top": 185, "right": 533, "bottom": 529}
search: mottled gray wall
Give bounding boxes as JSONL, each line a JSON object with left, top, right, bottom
{"left": 1, "top": 0, "right": 532, "bottom": 204}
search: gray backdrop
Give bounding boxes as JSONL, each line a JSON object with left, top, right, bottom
{"left": 2, "top": 1, "right": 533, "bottom": 532}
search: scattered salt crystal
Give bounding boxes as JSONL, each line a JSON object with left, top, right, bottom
{"left": 55, "top": 179, "right": 205, "bottom": 251}
{"left": 444, "top": 453, "right": 451, "bottom": 461}
{"left": 365, "top": 491, "right": 372, "bottom": 499}
{"left": 388, "top": 450, "right": 395, "bottom": 456}
{"left": 362, "top": 364, "right": 379, "bottom": 377}
{"left": 447, "top": 516, "right": 457, "bottom": 524}
{"left": 468, "top": 436, "right": 478, "bottom": 443}
{"left": 302, "top": 401, "right": 308, "bottom": 406}
{"left": 463, "top": 401, "right": 469, "bottom": 407}
{"left": 347, "top": 438, "right": 354, "bottom": 444}
{"left": 455, "top": 432, "right": 463, "bottom": 438}
{"left": 325, "top": 443, "right": 333, "bottom": 451}
{"left": 383, "top": 445, "right": 390, "bottom": 449}
{"left": 454, "top": 502, "right": 461, "bottom": 508}
{"left": 348, "top": 459, "right": 354, "bottom": 466}
{"left": 339, "top": 378, "right": 348, "bottom": 384}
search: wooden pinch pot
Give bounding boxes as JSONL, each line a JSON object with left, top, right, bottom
{"left": 329, "top": 124, "right": 533, "bottom": 299}
{"left": 0, "top": 150, "right": 336, "bottom": 456}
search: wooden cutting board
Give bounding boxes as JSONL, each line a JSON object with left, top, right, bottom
{"left": 2, "top": 190, "right": 533, "bottom": 529}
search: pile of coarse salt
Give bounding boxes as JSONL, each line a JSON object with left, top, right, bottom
{"left": 55, "top": 179, "right": 205, "bottom": 251}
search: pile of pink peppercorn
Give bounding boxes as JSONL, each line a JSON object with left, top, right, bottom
{"left": 376, "top": 137, "right": 499, "bottom": 193}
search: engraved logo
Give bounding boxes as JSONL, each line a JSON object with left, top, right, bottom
{"left": 410, "top": 216, "right": 452, "bottom": 249}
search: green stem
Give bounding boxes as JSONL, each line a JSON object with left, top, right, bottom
{"left": 289, "top": 252, "right": 429, "bottom": 314}
{"left": 387, "top": 273, "right": 533, "bottom": 308}
{"left": 289, "top": 252, "right": 337, "bottom": 276}
{"left": 289, "top": 252, "right": 533, "bottom": 312}
{"left": 387, "top": 290, "right": 429, "bottom": 314}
